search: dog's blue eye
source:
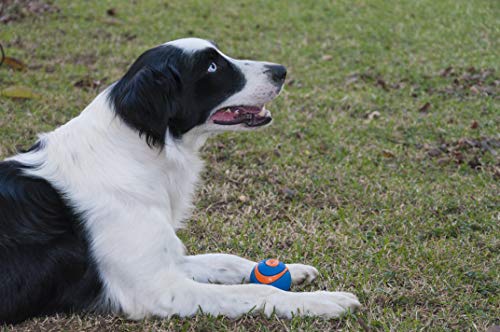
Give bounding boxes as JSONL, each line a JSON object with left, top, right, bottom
{"left": 208, "top": 62, "right": 217, "bottom": 73}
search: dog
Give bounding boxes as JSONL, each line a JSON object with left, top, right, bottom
{"left": 0, "top": 38, "right": 360, "bottom": 324}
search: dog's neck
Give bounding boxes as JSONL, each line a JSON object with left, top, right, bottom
{"left": 12, "top": 88, "right": 206, "bottom": 228}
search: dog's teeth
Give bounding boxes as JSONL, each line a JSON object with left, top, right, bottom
{"left": 235, "top": 109, "right": 240, "bottom": 114}
{"left": 257, "top": 108, "right": 267, "bottom": 117}
{"left": 225, "top": 108, "right": 231, "bottom": 113}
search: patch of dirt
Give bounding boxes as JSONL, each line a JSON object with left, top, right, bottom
{"left": 345, "top": 70, "right": 410, "bottom": 91}
{"left": 344, "top": 67, "right": 499, "bottom": 98}
{"left": 421, "top": 137, "right": 500, "bottom": 177}
{"left": 436, "top": 66, "right": 499, "bottom": 97}
{"left": 0, "top": 0, "right": 58, "bottom": 24}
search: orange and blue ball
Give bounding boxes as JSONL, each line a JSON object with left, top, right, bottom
{"left": 249, "top": 259, "right": 292, "bottom": 291}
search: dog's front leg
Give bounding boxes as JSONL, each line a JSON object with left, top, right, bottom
{"left": 181, "top": 254, "right": 319, "bottom": 285}
{"left": 89, "top": 208, "right": 358, "bottom": 319}
{"left": 181, "top": 254, "right": 253, "bottom": 284}
{"left": 159, "top": 279, "right": 361, "bottom": 318}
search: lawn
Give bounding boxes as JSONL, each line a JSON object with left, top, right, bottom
{"left": 1, "top": 0, "right": 499, "bottom": 330}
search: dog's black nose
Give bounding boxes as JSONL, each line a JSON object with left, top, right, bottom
{"left": 265, "top": 64, "right": 287, "bottom": 85}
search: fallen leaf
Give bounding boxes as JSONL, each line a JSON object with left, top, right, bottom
{"left": 418, "top": 102, "right": 431, "bottom": 113}
{"left": 439, "top": 66, "right": 454, "bottom": 77}
{"left": 122, "top": 32, "right": 137, "bottom": 41}
{"left": 238, "top": 195, "right": 248, "bottom": 202}
{"left": 106, "top": 8, "right": 117, "bottom": 16}
{"left": 458, "top": 138, "right": 478, "bottom": 148}
{"left": 468, "top": 156, "right": 482, "bottom": 169}
{"left": 2, "top": 56, "right": 26, "bottom": 71}
{"left": 367, "top": 111, "right": 380, "bottom": 120}
{"left": 381, "top": 150, "right": 395, "bottom": 158}
{"left": 1, "top": 86, "right": 40, "bottom": 99}
{"left": 470, "top": 120, "right": 479, "bottom": 129}
{"left": 376, "top": 78, "right": 389, "bottom": 91}
{"left": 452, "top": 151, "right": 465, "bottom": 163}
{"left": 294, "top": 131, "right": 304, "bottom": 139}
{"left": 74, "top": 77, "right": 104, "bottom": 89}
{"left": 321, "top": 55, "right": 333, "bottom": 61}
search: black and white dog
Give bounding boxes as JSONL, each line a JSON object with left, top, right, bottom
{"left": 0, "top": 38, "right": 360, "bottom": 324}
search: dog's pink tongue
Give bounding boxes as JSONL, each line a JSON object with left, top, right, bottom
{"left": 211, "top": 110, "right": 236, "bottom": 122}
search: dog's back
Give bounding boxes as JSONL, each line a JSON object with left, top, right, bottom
{"left": 0, "top": 159, "right": 102, "bottom": 324}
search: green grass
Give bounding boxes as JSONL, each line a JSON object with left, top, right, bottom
{"left": 1, "top": 0, "right": 499, "bottom": 330}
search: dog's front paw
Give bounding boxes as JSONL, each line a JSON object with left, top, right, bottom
{"left": 287, "top": 264, "right": 319, "bottom": 285}
{"left": 302, "top": 291, "right": 361, "bottom": 317}
{"left": 265, "top": 291, "right": 361, "bottom": 318}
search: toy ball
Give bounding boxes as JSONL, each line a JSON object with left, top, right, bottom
{"left": 250, "top": 259, "right": 292, "bottom": 291}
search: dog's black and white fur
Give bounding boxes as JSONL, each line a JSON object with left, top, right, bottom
{"left": 0, "top": 38, "right": 360, "bottom": 324}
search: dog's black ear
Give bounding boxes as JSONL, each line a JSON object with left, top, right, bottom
{"left": 109, "top": 65, "right": 182, "bottom": 148}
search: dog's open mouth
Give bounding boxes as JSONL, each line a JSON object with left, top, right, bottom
{"left": 210, "top": 106, "right": 272, "bottom": 127}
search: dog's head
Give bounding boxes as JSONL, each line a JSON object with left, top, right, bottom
{"left": 108, "top": 38, "right": 286, "bottom": 148}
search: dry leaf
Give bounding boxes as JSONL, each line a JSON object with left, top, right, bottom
{"left": 106, "top": 8, "right": 117, "bottom": 16}
{"left": 381, "top": 150, "right": 395, "bottom": 158}
{"left": 470, "top": 120, "right": 479, "bottom": 129}
{"left": 74, "top": 77, "right": 104, "bottom": 89}
{"left": 1, "top": 86, "right": 40, "bottom": 99}
{"left": 418, "top": 102, "right": 431, "bottom": 113}
{"left": 376, "top": 78, "right": 389, "bottom": 91}
{"left": 367, "top": 111, "right": 381, "bottom": 120}
{"left": 439, "top": 66, "right": 454, "bottom": 77}
{"left": 468, "top": 156, "right": 482, "bottom": 169}
{"left": 321, "top": 55, "right": 333, "bottom": 61}
{"left": 452, "top": 151, "right": 465, "bottom": 163}
{"left": 3, "top": 56, "right": 27, "bottom": 71}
